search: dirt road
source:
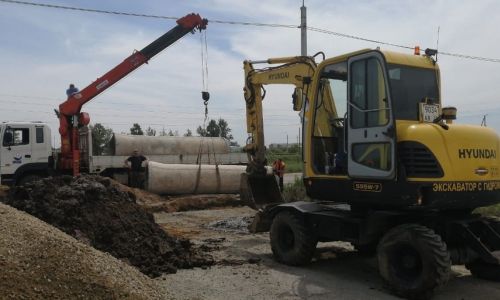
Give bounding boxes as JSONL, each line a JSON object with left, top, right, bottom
{"left": 154, "top": 206, "right": 500, "bottom": 300}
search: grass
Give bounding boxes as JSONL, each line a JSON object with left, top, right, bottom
{"left": 282, "top": 177, "right": 310, "bottom": 203}
{"left": 267, "top": 151, "right": 303, "bottom": 173}
{"left": 475, "top": 204, "right": 500, "bottom": 217}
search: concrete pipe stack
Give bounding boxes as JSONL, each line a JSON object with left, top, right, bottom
{"left": 110, "top": 134, "right": 230, "bottom": 156}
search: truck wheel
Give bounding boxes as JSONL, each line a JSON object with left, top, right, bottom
{"left": 377, "top": 224, "right": 451, "bottom": 298}
{"left": 270, "top": 211, "right": 317, "bottom": 266}
{"left": 466, "top": 261, "right": 500, "bottom": 281}
{"left": 17, "top": 174, "right": 42, "bottom": 186}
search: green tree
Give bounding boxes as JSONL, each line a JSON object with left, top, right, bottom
{"left": 90, "top": 123, "right": 113, "bottom": 155}
{"left": 167, "top": 129, "right": 179, "bottom": 136}
{"left": 130, "top": 123, "right": 144, "bottom": 135}
{"left": 184, "top": 129, "right": 193, "bottom": 137}
{"left": 196, "top": 125, "right": 208, "bottom": 137}
{"left": 197, "top": 118, "right": 233, "bottom": 140}
{"left": 145, "top": 126, "right": 156, "bottom": 136}
{"left": 216, "top": 118, "right": 233, "bottom": 140}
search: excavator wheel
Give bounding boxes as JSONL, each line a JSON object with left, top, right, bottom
{"left": 377, "top": 223, "right": 451, "bottom": 299}
{"left": 270, "top": 211, "right": 317, "bottom": 266}
{"left": 465, "top": 216, "right": 500, "bottom": 281}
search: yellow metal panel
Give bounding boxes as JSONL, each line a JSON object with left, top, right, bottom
{"left": 396, "top": 120, "right": 500, "bottom": 182}
{"left": 382, "top": 50, "right": 437, "bottom": 69}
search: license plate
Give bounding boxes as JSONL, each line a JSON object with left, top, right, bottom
{"left": 420, "top": 103, "right": 440, "bottom": 123}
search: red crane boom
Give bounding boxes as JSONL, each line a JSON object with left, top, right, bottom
{"left": 57, "top": 13, "right": 207, "bottom": 176}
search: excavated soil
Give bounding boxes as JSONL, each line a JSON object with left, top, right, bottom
{"left": 138, "top": 193, "right": 243, "bottom": 213}
{"left": 1, "top": 175, "right": 213, "bottom": 277}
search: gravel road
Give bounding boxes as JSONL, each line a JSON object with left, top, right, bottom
{"left": 155, "top": 206, "right": 500, "bottom": 300}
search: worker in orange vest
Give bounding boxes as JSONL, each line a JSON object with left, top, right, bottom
{"left": 272, "top": 158, "right": 286, "bottom": 192}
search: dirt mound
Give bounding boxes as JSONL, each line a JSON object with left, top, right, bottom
{"left": 140, "top": 193, "right": 243, "bottom": 213}
{"left": 2, "top": 175, "right": 213, "bottom": 277}
{"left": 0, "top": 203, "right": 168, "bottom": 299}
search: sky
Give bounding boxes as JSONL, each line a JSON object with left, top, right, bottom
{"left": 0, "top": 0, "right": 499, "bottom": 147}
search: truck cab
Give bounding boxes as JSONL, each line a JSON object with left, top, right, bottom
{"left": 0, "top": 122, "right": 52, "bottom": 185}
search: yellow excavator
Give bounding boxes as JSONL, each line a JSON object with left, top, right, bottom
{"left": 240, "top": 48, "right": 500, "bottom": 298}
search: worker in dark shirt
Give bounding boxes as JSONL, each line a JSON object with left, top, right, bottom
{"left": 124, "top": 149, "right": 148, "bottom": 188}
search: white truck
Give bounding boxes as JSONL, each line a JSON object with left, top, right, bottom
{"left": 0, "top": 122, "right": 247, "bottom": 186}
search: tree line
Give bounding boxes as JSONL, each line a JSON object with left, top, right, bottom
{"left": 90, "top": 118, "right": 237, "bottom": 155}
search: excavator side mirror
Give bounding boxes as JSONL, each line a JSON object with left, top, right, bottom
{"left": 292, "top": 88, "right": 304, "bottom": 111}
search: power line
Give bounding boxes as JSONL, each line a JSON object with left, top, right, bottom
{"left": 0, "top": 0, "right": 297, "bottom": 28}
{"left": 3, "top": 0, "right": 499, "bottom": 63}
{"left": 0, "top": 0, "right": 178, "bottom": 20}
{"left": 1, "top": 0, "right": 499, "bottom": 63}
{"left": 307, "top": 26, "right": 413, "bottom": 50}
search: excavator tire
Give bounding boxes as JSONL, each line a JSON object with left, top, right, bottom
{"left": 465, "top": 216, "right": 500, "bottom": 281}
{"left": 270, "top": 211, "right": 317, "bottom": 266}
{"left": 377, "top": 223, "right": 451, "bottom": 299}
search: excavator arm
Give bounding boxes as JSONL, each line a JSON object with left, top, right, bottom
{"left": 243, "top": 56, "right": 317, "bottom": 174}
{"left": 58, "top": 13, "right": 207, "bottom": 176}
{"left": 241, "top": 55, "right": 319, "bottom": 210}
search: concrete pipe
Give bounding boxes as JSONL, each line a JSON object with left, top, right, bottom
{"left": 111, "top": 134, "right": 230, "bottom": 156}
{"left": 146, "top": 161, "right": 247, "bottom": 195}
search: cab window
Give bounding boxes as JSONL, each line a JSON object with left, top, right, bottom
{"left": 350, "top": 58, "right": 389, "bottom": 128}
{"left": 311, "top": 61, "right": 348, "bottom": 175}
{"left": 3, "top": 128, "right": 30, "bottom": 146}
{"left": 36, "top": 127, "right": 44, "bottom": 143}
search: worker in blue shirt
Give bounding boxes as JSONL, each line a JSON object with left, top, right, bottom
{"left": 66, "top": 84, "right": 79, "bottom": 97}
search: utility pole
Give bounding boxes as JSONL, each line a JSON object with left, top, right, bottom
{"left": 301, "top": 0, "right": 307, "bottom": 56}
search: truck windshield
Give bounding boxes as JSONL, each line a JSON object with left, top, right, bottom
{"left": 388, "top": 64, "right": 439, "bottom": 120}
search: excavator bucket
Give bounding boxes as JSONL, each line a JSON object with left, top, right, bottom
{"left": 240, "top": 173, "right": 284, "bottom": 210}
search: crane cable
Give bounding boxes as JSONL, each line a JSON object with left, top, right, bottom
{"left": 194, "top": 30, "right": 222, "bottom": 193}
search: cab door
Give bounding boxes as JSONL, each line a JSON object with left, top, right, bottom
{"left": 347, "top": 51, "right": 396, "bottom": 179}
{"left": 1, "top": 126, "right": 33, "bottom": 175}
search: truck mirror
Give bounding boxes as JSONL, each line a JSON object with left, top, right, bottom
{"left": 292, "top": 88, "right": 304, "bottom": 111}
{"left": 3, "top": 129, "right": 14, "bottom": 149}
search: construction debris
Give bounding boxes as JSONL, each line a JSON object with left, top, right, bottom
{"left": 206, "top": 216, "right": 253, "bottom": 233}
{"left": 1, "top": 175, "right": 214, "bottom": 277}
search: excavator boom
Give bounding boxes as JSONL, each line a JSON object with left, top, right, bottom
{"left": 241, "top": 55, "right": 318, "bottom": 209}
